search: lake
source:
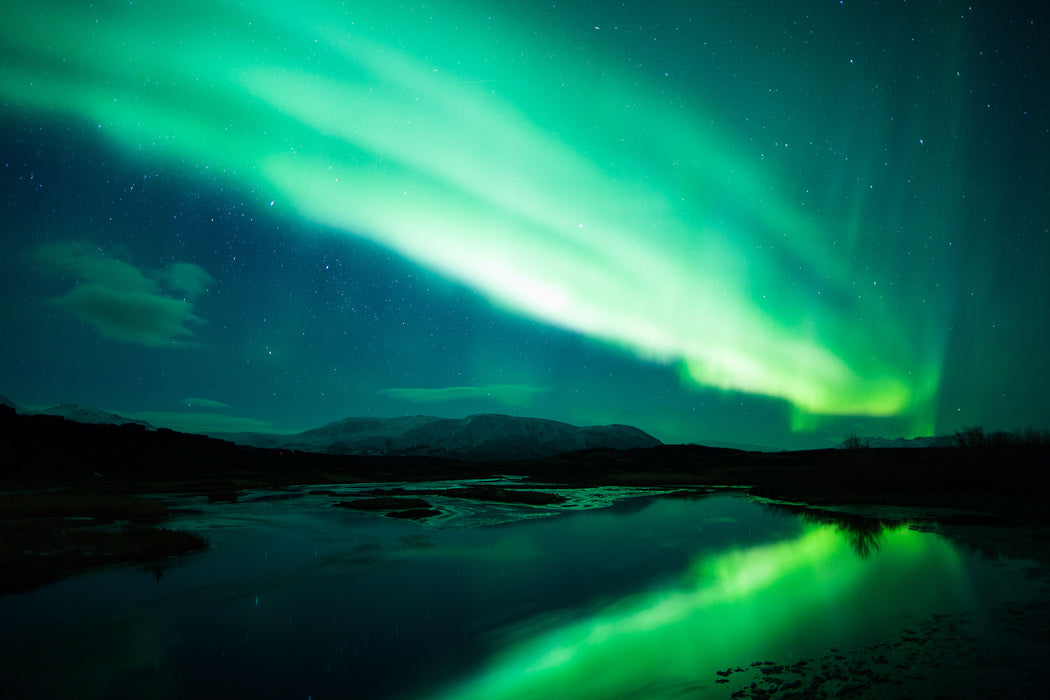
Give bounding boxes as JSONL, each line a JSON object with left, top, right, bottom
{"left": 0, "top": 483, "right": 1041, "bottom": 699}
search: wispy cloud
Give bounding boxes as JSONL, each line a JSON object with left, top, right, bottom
{"left": 182, "top": 397, "right": 229, "bottom": 409}
{"left": 381, "top": 384, "right": 546, "bottom": 408}
{"left": 33, "top": 241, "right": 214, "bottom": 347}
{"left": 129, "top": 411, "right": 285, "bottom": 435}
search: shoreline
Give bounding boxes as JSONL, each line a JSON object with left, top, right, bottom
{"left": 4, "top": 407, "right": 1050, "bottom": 602}
{"left": 3, "top": 470, "right": 1049, "bottom": 698}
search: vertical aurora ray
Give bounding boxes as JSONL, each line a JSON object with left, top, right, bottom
{"left": 0, "top": 0, "right": 958, "bottom": 431}
{"left": 422, "top": 525, "right": 971, "bottom": 700}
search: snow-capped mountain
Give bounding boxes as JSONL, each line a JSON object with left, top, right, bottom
{"left": 35, "top": 404, "right": 154, "bottom": 429}
{"left": 215, "top": 413, "right": 662, "bottom": 461}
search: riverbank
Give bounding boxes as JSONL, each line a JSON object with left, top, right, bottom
{"left": 0, "top": 490, "right": 206, "bottom": 594}
{"left": 3, "top": 407, "right": 1050, "bottom": 595}
{"left": 2, "top": 469, "right": 1049, "bottom": 699}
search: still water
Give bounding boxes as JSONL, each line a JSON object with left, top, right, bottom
{"left": 0, "top": 485, "right": 1035, "bottom": 699}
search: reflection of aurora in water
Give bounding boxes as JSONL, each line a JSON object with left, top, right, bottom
{"left": 4, "top": 489, "right": 1028, "bottom": 700}
{"left": 425, "top": 525, "right": 970, "bottom": 700}
{"left": 0, "top": 0, "right": 956, "bottom": 433}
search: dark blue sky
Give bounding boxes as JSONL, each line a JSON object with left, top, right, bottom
{"left": 2, "top": 0, "right": 1048, "bottom": 448}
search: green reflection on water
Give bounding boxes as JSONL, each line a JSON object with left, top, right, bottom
{"left": 427, "top": 524, "right": 970, "bottom": 700}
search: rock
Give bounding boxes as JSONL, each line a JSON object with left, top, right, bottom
{"left": 386, "top": 508, "right": 443, "bottom": 520}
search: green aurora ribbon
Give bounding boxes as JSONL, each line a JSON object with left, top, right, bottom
{"left": 1, "top": 0, "right": 957, "bottom": 433}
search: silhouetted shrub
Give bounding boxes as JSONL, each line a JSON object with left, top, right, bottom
{"left": 954, "top": 426, "right": 987, "bottom": 448}
{"left": 842, "top": 433, "right": 869, "bottom": 450}
{"left": 954, "top": 426, "right": 1050, "bottom": 448}
{"left": 1020, "top": 426, "right": 1050, "bottom": 445}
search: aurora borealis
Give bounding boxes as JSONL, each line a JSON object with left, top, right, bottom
{"left": 2, "top": 0, "right": 1048, "bottom": 447}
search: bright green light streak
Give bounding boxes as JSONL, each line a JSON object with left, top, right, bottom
{"left": 0, "top": 0, "right": 942, "bottom": 426}
{"left": 424, "top": 526, "right": 970, "bottom": 700}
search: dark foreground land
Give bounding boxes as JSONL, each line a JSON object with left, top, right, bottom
{"left": 2, "top": 405, "right": 1050, "bottom": 592}
{"left": 3, "top": 408, "right": 1050, "bottom": 697}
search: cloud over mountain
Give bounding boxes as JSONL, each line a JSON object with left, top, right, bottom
{"left": 381, "top": 384, "right": 547, "bottom": 408}
{"left": 182, "top": 397, "right": 230, "bottom": 409}
{"left": 130, "top": 411, "right": 279, "bottom": 434}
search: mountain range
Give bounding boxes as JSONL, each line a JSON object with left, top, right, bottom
{"left": 0, "top": 396, "right": 156, "bottom": 428}
{"left": 3, "top": 393, "right": 981, "bottom": 459}
{"left": 0, "top": 395, "right": 660, "bottom": 461}
{"left": 35, "top": 403, "right": 155, "bottom": 429}
{"left": 210, "top": 413, "right": 662, "bottom": 461}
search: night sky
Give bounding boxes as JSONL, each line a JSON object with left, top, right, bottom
{"left": 2, "top": 0, "right": 1048, "bottom": 449}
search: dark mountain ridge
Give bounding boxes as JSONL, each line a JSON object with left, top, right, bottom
{"left": 211, "top": 412, "right": 662, "bottom": 461}
{"left": 0, "top": 405, "right": 486, "bottom": 485}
